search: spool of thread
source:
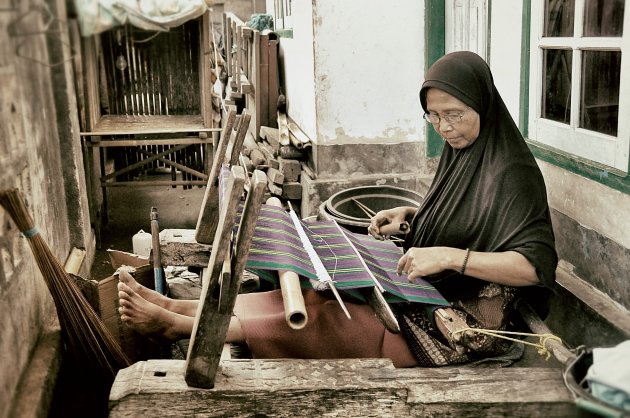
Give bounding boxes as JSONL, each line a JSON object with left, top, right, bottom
{"left": 132, "top": 230, "right": 152, "bottom": 257}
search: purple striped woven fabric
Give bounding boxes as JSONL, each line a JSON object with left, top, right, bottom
{"left": 244, "top": 205, "right": 447, "bottom": 306}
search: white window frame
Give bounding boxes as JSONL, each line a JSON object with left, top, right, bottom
{"left": 528, "top": 0, "right": 630, "bottom": 172}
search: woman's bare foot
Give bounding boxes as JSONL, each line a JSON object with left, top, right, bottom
{"left": 118, "top": 281, "right": 194, "bottom": 341}
{"left": 118, "top": 271, "right": 169, "bottom": 307}
{"left": 118, "top": 271, "right": 199, "bottom": 317}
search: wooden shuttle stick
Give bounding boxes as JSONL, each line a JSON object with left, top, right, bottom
{"left": 266, "top": 197, "right": 308, "bottom": 330}
{"left": 287, "top": 202, "right": 352, "bottom": 320}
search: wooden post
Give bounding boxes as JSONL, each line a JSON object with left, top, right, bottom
{"left": 195, "top": 110, "right": 237, "bottom": 244}
{"left": 186, "top": 167, "right": 268, "bottom": 388}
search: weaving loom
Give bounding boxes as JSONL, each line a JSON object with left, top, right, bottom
{"left": 242, "top": 204, "right": 448, "bottom": 307}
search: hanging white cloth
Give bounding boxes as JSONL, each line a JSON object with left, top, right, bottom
{"left": 73, "top": 0, "right": 207, "bottom": 36}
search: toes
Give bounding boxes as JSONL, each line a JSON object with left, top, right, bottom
{"left": 118, "top": 281, "right": 133, "bottom": 295}
{"left": 119, "top": 271, "right": 133, "bottom": 284}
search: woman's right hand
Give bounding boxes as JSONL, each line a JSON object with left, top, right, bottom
{"left": 368, "top": 206, "right": 417, "bottom": 240}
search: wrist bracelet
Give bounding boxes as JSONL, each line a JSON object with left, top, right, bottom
{"left": 459, "top": 248, "right": 470, "bottom": 275}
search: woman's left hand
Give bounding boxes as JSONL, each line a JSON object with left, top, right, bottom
{"left": 397, "top": 247, "right": 451, "bottom": 281}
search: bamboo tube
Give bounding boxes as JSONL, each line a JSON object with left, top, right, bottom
{"left": 64, "top": 247, "right": 86, "bottom": 275}
{"left": 266, "top": 197, "right": 308, "bottom": 330}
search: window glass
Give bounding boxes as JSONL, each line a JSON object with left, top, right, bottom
{"left": 544, "top": 0, "right": 575, "bottom": 36}
{"left": 583, "top": 0, "right": 624, "bottom": 36}
{"left": 580, "top": 50, "right": 621, "bottom": 136}
{"left": 542, "top": 49, "right": 572, "bottom": 124}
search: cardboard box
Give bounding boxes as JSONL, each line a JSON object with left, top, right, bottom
{"left": 99, "top": 251, "right": 169, "bottom": 362}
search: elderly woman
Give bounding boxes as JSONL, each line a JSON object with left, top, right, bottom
{"left": 118, "top": 51, "right": 557, "bottom": 367}
{"left": 369, "top": 51, "right": 557, "bottom": 365}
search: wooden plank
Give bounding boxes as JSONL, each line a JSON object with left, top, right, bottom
{"left": 228, "top": 111, "right": 251, "bottom": 166}
{"left": 81, "top": 115, "right": 217, "bottom": 136}
{"left": 223, "top": 170, "right": 267, "bottom": 306}
{"left": 85, "top": 137, "right": 213, "bottom": 147}
{"left": 252, "top": 30, "right": 262, "bottom": 139}
{"left": 267, "top": 36, "right": 279, "bottom": 129}
{"left": 185, "top": 166, "right": 246, "bottom": 388}
{"left": 83, "top": 35, "right": 101, "bottom": 131}
{"left": 200, "top": 11, "right": 213, "bottom": 128}
{"left": 103, "top": 180, "right": 206, "bottom": 187}
{"left": 195, "top": 109, "right": 237, "bottom": 244}
{"left": 223, "top": 13, "right": 232, "bottom": 78}
{"left": 259, "top": 33, "right": 270, "bottom": 130}
{"left": 110, "top": 359, "right": 575, "bottom": 417}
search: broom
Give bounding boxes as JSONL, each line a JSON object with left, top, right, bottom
{"left": 0, "top": 189, "right": 130, "bottom": 380}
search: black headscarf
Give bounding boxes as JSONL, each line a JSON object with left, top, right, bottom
{"left": 406, "top": 51, "right": 557, "bottom": 290}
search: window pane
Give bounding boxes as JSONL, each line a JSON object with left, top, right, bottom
{"left": 542, "top": 49, "right": 572, "bottom": 124}
{"left": 584, "top": 0, "right": 624, "bottom": 36}
{"left": 544, "top": 0, "right": 575, "bottom": 36}
{"left": 580, "top": 51, "right": 620, "bottom": 136}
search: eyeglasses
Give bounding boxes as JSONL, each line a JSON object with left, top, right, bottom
{"left": 423, "top": 107, "right": 471, "bottom": 125}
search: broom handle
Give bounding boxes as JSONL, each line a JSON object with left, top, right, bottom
{"left": 150, "top": 207, "right": 166, "bottom": 294}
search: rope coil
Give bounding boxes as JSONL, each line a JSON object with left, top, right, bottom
{"left": 452, "top": 327, "right": 564, "bottom": 360}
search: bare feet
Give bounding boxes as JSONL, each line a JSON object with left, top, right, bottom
{"left": 118, "top": 271, "right": 199, "bottom": 317}
{"left": 118, "top": 271, "right": 169, "bottom": 308}
{"left": 118, "top": 280, "right": 194, "bottom": 341}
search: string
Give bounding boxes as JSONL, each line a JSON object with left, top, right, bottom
{"left": 300, "top": 221, "right": 339, "bottom": 283}
{"left": 22, "top": 226, "right": 40, "bottom": 238}
{"left": 452, "top": 328, "right": 564, "bottom": 360}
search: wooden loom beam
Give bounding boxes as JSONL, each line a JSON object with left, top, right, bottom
{"left": 185, "top": 166, "right": 268, "bottom": 388}
{"left": 195, "top": 109, "right": 243, "bottom": 244}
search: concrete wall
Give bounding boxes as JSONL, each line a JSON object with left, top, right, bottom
{"left": 0, "top": 0, "right": 93, "bottom": 415}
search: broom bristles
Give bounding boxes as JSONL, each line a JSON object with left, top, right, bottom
{"left": 0, "top": 189, "right": 130, "bottom": 380}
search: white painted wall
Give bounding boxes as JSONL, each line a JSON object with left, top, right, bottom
{"left": 309, "top": 0, "right": 426, "bottom": 145}
{"left": 267, "top": 1, "right": 426, "bottom": 146}
{"left": 488, "top": 0, "right": 522, "bottom": 124}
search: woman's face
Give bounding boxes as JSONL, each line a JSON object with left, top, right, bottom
{"left": 425, "top": 88, "right": 480, "bottom": 149}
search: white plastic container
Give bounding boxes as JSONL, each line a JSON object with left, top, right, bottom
{"left": 132, "top": 229, "right": 152, "bottom": 257}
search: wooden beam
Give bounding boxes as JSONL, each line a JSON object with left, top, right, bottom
{"left": 195, "top": 109, "right": 237, "bottom": 244}
{"left": 110, "top": 359, "right": 575, "bottom": 417}
{"left": 185, "top": 166, "right": 247, "bottom": 388}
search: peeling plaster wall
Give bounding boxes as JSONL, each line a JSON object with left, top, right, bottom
{"left": 0, "top": 0, "right": 92, "bottom": 415}
{"left": 539, "top": 161, "right": 630, "bottom": 309}
{"left": 540, "top": 161, "right": 630, "bottom": 249}
{"left": 311, "top": 0, "right": 425, "bottom": 145}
